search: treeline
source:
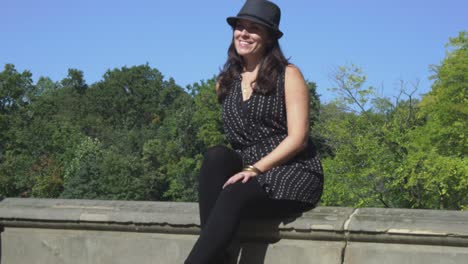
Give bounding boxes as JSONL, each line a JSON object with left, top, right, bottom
{"left": 0, "top": 32, "right": 466, "bottom": 209}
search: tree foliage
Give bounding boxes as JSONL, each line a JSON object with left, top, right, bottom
{"left": 319, "top": 32, "right": 467, "bottom": 209}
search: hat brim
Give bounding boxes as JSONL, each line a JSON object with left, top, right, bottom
{"left": 227, "top": 16, "right": 283, "bottom": 39}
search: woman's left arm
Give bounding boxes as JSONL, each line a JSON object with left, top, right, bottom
{"left": 223, "top": 65, "right": 310, "bottom": 188}
{"left": 253, "top": 64, "right": 310, "bottom": 172}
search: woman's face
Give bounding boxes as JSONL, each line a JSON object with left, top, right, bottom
{"left": 233, "top": 19, "right": 270, "bottom": 60}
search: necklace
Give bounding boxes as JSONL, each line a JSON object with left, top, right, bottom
{"left": 241, "top": 71, "right": 256, "bottom": 100}
{"left": 241, "top": 81, "right": 252, "bottom": 101}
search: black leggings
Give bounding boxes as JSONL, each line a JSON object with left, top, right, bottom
{"left": 185, "top": 146, "right": 313, "bottom": 264}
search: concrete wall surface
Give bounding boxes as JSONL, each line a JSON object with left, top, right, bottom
{"left": 0, "top": 198, "right": 467, "bottom": 264}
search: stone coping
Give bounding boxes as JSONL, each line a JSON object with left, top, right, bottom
{"left": 1, "top": 198, "right": 467, "bottom": 246}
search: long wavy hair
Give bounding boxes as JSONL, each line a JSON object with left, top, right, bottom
{"left": 217, "top": 27, "right": 289, "bottom": 102}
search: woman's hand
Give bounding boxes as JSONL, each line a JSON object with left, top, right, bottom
{"left": 222, "top": 170, "right": 258, "bottom": 189}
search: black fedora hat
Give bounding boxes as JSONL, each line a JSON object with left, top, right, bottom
{"left": 227, "top": 0, "right": 283, "bottom": 39}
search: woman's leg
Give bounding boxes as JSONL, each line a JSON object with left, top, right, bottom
{"left": 242, "top": 196, "right": 315, "bottom": 219}
{"left": 198, "top": 145, "right": 243, "bottom": 228}
{"left": 186, "top": 179, "right": 267, "bottom": 264}
{"left": 186, "top": 177, "right": 313, "bottom": 264}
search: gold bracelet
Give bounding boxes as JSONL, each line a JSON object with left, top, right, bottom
{"left": 242, "top": 165, "right": 263, "bottom": 175}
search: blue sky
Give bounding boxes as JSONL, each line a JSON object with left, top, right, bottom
{"left": 2, "top": 0, "right": 467, "bottom": 102}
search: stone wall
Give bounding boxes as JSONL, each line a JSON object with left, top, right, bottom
{"left": 0, "top": 198, "right": 467, "bottom": 264}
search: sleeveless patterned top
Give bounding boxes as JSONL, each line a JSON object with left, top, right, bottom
{"left": 221, "top": 71, "right": 324, "bottom": 204}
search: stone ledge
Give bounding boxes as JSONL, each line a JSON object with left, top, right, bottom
{"left": 347, "top": 208, "right": 468, "bottom": 247}
{"left": 349, "top": 208, "right": 468, "bottom": 236}
{"left": 1, "top": 198, "right": 468, "bottom": 264}
{"left": 0, "top": 198, "right": 467, "bottom": 246}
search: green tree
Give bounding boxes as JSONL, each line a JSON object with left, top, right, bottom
{"left": 61, "top": 69, "right": 88, "bottom": 94}
{"left": 35, "top": 76, "right": 59, "bottom": 96}
{"left": 188, "top": 77, "right": 227, "bottom": 148}
{"left": 143, "top": 92, "right": 201, "bottom": 201}
{"left": 396, "top": 31, "right": 468, "bottom": 209}
{"left": 85, "top": 64, "right": 164, "bottom": 131}
{"left": 0, "top": 64, "right": 35, "bottom": 197}
{"left": 319, "top": 64, "right": 421, "bottom": 208}
{"left": 420, "top": 31, "right": 467, "bottom": 157}
{"left": 320, "top": 32, "right": 467, "bottom": 210}
{"left": 61, "top": 137, "right": 105, "bottom": 199}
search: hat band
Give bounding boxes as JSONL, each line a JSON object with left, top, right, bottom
{"left": 237, "top": 13, "right": 278, "bottom": 30}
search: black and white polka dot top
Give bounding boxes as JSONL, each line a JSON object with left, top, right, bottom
{"left": 221, "top": 71, "right": 323, "bottom": 205}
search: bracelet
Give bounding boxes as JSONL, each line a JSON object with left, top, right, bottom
{"left": 242, "top": 165, "right": 263, "bottom": 175}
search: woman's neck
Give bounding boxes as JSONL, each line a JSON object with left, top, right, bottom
{"left": 242, "top": 55, "right": 261, "bottom": 73}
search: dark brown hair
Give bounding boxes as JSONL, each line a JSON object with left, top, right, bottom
{"left": 217, "top": 28, "right": 289, "bottom": 102}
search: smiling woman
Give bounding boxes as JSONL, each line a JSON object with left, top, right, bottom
{"left": 234, "top": 20, "right": 268, "bottom": 58}
{"left": 184, "top": 1, "right": 324, "bottom": 263}
{"left": 233, "top": 19, "right": 271, "bottom": 101}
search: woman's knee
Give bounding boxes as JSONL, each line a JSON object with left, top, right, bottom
{"left": 220, "top": 180, "right": 265, "bottom": 206}
{"left": 202, "top": 145, "right": 241, "bottom": 167}
{"left": 198, "top": 145, "right": 242, "bottom": 184}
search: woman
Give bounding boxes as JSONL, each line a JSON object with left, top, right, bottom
{"left": 185, "top": 1, "right": 323, "bottom": 263}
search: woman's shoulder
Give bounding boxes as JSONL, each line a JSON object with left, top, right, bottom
{"left": 284, "top": 64, "right": 306, "bottom": 91}
{"left": 284, "top": 64, "right": 304, "bottom": 80}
